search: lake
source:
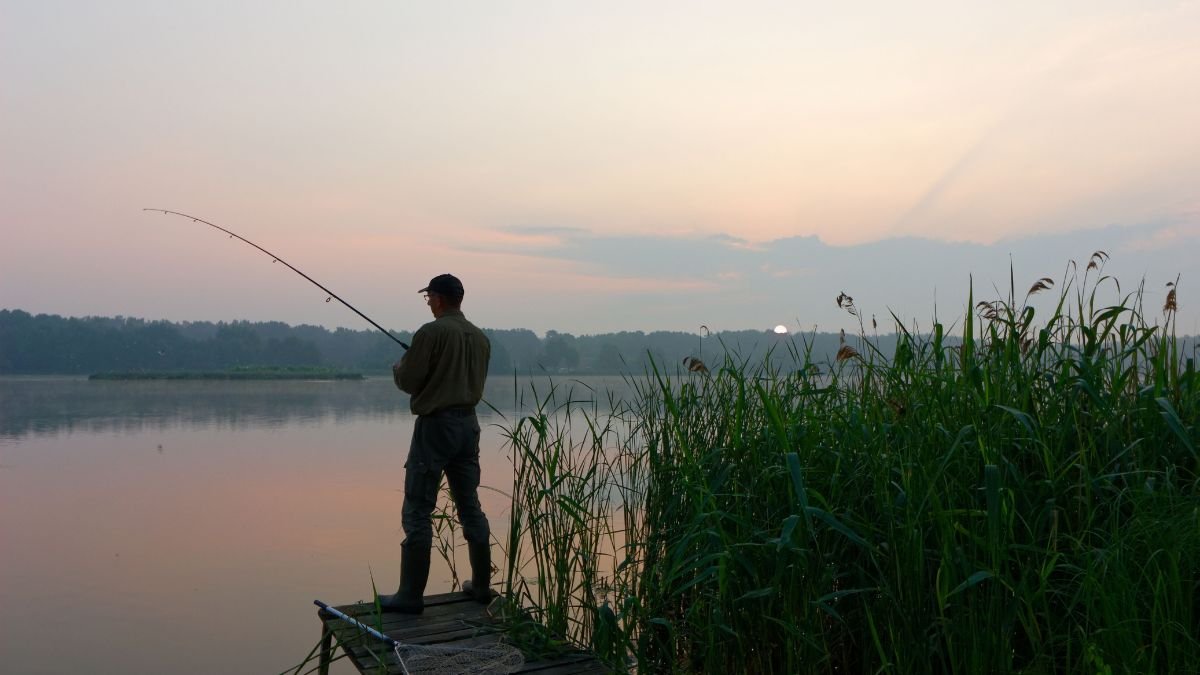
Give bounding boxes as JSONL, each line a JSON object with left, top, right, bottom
{"left": 0, "top": 375, "right": 631, "bottom": 674}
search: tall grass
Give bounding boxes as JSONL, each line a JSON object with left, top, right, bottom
{"left": 500, "top": 263, "right": 1198, "bottom": 673}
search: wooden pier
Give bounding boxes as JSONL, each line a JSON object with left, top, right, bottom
{"left": 315, "top": 592, "right": 611, "bottom": 674}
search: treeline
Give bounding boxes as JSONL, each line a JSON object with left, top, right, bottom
{"left": 1, "top": 308, "right": 893, "bottom": 376}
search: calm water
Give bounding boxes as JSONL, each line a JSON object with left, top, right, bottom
{"left": 0, "top": 375, "right": 630, "bottom": 675}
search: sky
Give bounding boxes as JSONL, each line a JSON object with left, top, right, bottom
{"left": 2, "top": 1, "right": 1197, "bottom": 336}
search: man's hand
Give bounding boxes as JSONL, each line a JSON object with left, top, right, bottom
{"left": 392, "top": 359, "right": 407, "bottom": 392}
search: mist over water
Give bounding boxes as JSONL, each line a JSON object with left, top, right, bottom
{"left": 0, "top": 376, "right": 631, "bottom": 675}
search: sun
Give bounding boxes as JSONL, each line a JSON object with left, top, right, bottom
{"left": 773, "top": 325, "right": 788, "bottom": 334}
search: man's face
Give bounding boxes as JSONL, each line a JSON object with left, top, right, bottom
{"left": 424, "top": 292, "right": 446, "bottom": 317}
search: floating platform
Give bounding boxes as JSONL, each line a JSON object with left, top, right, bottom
{"left": 314, "top": 592, "right": 611, "bottom": 674}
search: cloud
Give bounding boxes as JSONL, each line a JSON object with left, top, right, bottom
{"left": 457, "top": 226, "right": 579, "bottom": 252}
{"left": 457, "top": 226, "right": 765, "bottom": 280}
{"left": 760, "top": 263, "right": 813, "bottom": 279}
{"left": 504, "top": 225, "right": 590, "bottom": 236}
{"left": 1121, "top": 223, "right": 1200, "bottom": 252}
{"left": 538, "top": 272, "right": 717, "bottom": 295}
{"left": 711, "top": 233, "right": 767, "bottom": 252}
{"left": 443, "top": 218, "right": 1197, "bottom": 334}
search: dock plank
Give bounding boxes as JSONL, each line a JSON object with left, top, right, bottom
{"left": 514, "top": 653, "right": 611, "bottom": 674}
{"left": 316, "top": 594, "right": 612, "bottom": 674}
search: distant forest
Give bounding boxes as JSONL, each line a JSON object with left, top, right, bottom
{"left": 0, "top": 309, "right": 890, "bottom": 376}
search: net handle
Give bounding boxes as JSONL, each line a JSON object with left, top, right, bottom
{"left": 313, "top": 599, "right": 399, "bottom": 648}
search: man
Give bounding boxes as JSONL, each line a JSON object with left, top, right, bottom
{"left": 378, "top": 273, "right": 493, "bottom": 614}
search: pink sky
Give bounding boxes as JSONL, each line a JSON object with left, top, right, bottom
{"left": 2, "top": 1, "right": 1197, "bottom": 334}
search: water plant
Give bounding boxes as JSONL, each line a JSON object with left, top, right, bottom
{"left": 500, "top": 260, "right": 1198, "bottom": 673}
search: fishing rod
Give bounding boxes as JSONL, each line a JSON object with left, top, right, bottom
{"left": 145, "top": 208, "right": 408, "bottom": 350}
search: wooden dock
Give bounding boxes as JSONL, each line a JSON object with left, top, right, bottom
{"left": 315, "top": 592, "right": 611, "bottom": 674}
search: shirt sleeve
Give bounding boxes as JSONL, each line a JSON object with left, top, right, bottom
{"left": 394, "top": 326, "right": 434, "bottom": 395}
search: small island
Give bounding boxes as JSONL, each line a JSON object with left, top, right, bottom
{"left": 89, "top": 366, "right": 365, "bottom": 381}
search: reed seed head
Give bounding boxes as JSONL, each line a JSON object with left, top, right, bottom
{"left": 1027, "top": 277, "right": 1054, "bottom": 296}
{"left": 836, "top": 292, "right": 858, "bottom": 316}
{"left": 976, "top": 301, "right": 1001, "bottom": 321}
{"left": 1164, "top": 284, "right": 1177, "bottom": 315}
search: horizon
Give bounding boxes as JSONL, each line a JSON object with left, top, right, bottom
{"left": 3, "top": 303, "right": 1195, "bottom": 342}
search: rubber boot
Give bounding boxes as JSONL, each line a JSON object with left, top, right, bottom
{"left": 377, "top": 545, "right": 430, "bottom": 614}
{"left": 461, "top": 541, "right": 494, "bottom": 603}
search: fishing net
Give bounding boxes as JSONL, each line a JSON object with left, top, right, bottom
{"left": 393, "top": 641, "right": 524, "bottom": 675}
{"left": 314, "top": 599, "right": 524, "bottom": 675}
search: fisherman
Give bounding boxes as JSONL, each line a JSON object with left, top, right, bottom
{"left": 378, "top": 273, "right": 493, "bottom": 614}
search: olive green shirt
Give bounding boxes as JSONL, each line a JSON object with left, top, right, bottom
{"left": 393, "top": 309, "right": 490, "bottom": 415}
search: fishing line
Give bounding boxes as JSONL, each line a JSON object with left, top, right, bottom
{"left": 145, "top": 208, "right": 409, "bottom": 350}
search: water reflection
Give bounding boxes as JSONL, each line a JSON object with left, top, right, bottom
{"left": 0, "top": 375, "right": 635, "bottom": 442}
{"left": 0, "top": 375, "right": 637, "bottom": 675}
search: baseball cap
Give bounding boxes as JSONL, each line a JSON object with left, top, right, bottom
{"left": 419, "top": 273, "right": 465, "bottom": 297}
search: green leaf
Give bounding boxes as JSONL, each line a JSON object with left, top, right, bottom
{"left": 805, "top": 506, "right": 870, "bottom": 548}
{"left": 1157, "top": 397, "right": 1197, "bottom": 457}
{"left": 816, "top": 587, "right": 875, "bottom": 603}
{"left": 672, "top": 565, "right": 719, "bottom": 596}
{"left": 995, "top": 404, "right": 1036, "bottom": 436}
{"left": 786, "top": 453, "right": 815, "bottom": 538}
{"left": 778, "top": 514, "right": 801, "bottom": 550}
{"left": 735, "top": 587, "right": 777, "bottom": 602}
{"left": 948, "top": 570, "right": 993, "bottom": 597}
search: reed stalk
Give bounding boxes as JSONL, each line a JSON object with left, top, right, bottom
{"left": 500, "top": 263, "right": 1198, "bottom": 673}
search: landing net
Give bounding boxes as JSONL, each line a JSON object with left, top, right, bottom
{"left": 393, "top": 641, "right": 524, "bottom": 675}
{"left": 314, "top": 599, "right": 524, "bottom": 675}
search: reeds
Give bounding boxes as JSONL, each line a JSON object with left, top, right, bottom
{"left": 500, "top": 263, "right": 1198, "bottom": 673}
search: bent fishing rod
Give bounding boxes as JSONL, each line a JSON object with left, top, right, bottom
{"left": 145, "top": 208, "right": 409, "bottom": 350}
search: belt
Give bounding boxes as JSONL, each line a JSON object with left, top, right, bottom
{"left": 425, "top": 405, "right": 476, "bottom": 418}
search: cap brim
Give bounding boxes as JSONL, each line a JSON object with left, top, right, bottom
{"left": 417, "top": 286, "right": 430, "bottom": 293}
